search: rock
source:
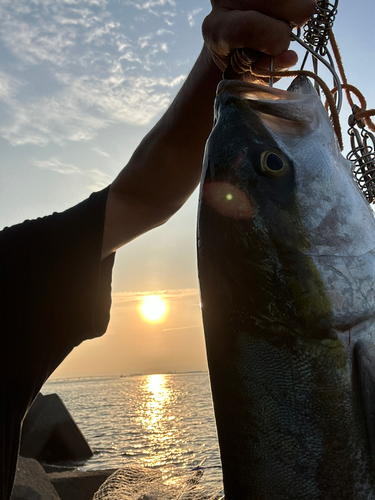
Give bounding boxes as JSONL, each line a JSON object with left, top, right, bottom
{"left": 20, "top": 393, "right": 93, "bottom": 463}
{"left": 48, "top": 469, "right": 117, "bottom": 500}
{"left": 11, "top": 485, "right": 41, "bottom": 500}
{"left": 11, "top": 456, "right": 60, "bottom": 500}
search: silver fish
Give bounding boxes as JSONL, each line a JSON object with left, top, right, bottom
{"left": 197, "top": 76, "right": 375, "bottom": 499}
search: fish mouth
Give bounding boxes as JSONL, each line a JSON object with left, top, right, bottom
{"left": 216, "top": 78, "right": 318, "bottom": 127}
{"left": 217, "top": 79, "right": 289, "bottom": 100}
{"left": 217, "top": 75, "right": 316, "bottom": 98}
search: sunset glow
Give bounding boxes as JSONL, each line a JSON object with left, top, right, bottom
{"left": 140, "top": 296, "right": 167, "bottom": 322}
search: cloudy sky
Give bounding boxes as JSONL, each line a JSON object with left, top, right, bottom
{"left": 1, "top": 0, "right": 374, "bottom": 378}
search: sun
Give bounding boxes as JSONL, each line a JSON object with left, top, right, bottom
{"left": 140, "top": 295, "right": 167, "bottom": 322}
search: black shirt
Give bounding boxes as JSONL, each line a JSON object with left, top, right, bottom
{"left": 0, "top": 187, "right": 115, "bottom": 499}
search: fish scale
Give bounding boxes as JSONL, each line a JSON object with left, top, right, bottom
{"left": 198, "top": 76, "right": 375, "bottom": 499}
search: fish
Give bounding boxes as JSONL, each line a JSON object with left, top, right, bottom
{"left": 197, "top": 75, "right": 375, "bottom": 499}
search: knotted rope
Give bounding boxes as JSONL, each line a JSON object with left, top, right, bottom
{"left": 327, "top": 30, "right": 375, "bottom": 132}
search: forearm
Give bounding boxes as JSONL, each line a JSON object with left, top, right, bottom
{"left": 102, "top": 46, "right": 222, "bottom": 257}
{"left": 112, "top": 45, "right": 221, "bottom": 212}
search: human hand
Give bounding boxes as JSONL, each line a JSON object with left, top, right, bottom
{"left": 202, "top": 0, "right": 316, "bottom": 78}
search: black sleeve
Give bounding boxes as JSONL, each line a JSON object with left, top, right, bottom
{"left": 0, "top": 186, "right": 115, "bottom": 387}
{"left": 0, "top": 187, "right": 116, "bottom": 500}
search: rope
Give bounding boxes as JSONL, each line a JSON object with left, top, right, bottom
{"left": 328, "top": 30, "right": 375, "bottom": 132}
{"left": 327, "top": 83, "right": 372, "bottom": 122}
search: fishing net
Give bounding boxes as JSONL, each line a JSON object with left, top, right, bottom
{"left": 93, "top": 464, "right": 223, "bottom": 500}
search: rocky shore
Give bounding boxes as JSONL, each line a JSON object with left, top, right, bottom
{"left": 11, "top": 393, "right": 117, "bottom": 500}
{"left": 12, "top": 457, "right": 116, "bottom": 500}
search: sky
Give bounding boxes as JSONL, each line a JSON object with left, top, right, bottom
{"left": 1, "top": 0, "right": 374, "bottom": 379}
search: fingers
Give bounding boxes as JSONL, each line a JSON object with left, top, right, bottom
{"left": 255, "top": 51, "right": 298, "bottom": 83}
{"left": 203, "top": 10, "right": 292, "bottom": 56}
{"left": 232, "top": 51, "right": 299, "bottom": 84}
{"left": 211, "top": 0, "right": 316, "bottom": 28}
{"left": 255, "top": 51, "right": 299, "bottom": 73}
{"left": 203, "top": 0, "right": 316, "bottom": 74}
{"left": 203, "top": 10, "right": 292, "bottom": 72}
{"left": 254, "top": 0, "right": 316, "bottom": 28}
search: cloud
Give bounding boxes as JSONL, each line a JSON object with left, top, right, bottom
{"left": 33, "top": 157, "right": 112, "bottom": 190}
{"left": 0, "top": 89, "right": 109, "bottom": 146}
{"left": 0, "top": 71, "right": 20, "bottom": 100}
{"left": 112, "top": 288, "right": 203, "bottom": 335}
{"left": 34, "top": 158, "right": 82, "bottom": 175}
{"left": 126, "top": 0, "right": 176, "bottom": 14}
{"left": 157, "top": 75, "right": 186, "bottom": 87}
{"left": 162, "top": 325, "right": 202, "bottom": 332}
{"left": 0, "top": 0, "right": 186, "bottom": 146}
{"left": 0, "top": 68, "right": 183, "bottom": 145}
{"left": 92, "top": 147, "right": 112, "bottom": 159}
{"left": 0, "top": 6, "right": 93, "bottom": 67}
{"left": 113, "top": 288, "right": 199, "bottom": 304}
{"left": 86, "top": 168, "right": 113, "bottom": 190}
{"left": 187, "top": 8, "right": 203, "bottom": 27}
{"left": 155, "top": 29, "right": 174, "bottom": 36}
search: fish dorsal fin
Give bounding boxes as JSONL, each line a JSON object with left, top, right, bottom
{"left": 354, "top": 340, "right": 375, "bottom": 458}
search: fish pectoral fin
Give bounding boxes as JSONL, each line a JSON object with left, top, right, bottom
{"left": 354, "top": 339, "right": 375, "bottom": 458}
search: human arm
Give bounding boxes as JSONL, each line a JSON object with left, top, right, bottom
{"left": 101, "top": 0, "right": 316, "bottom": 260}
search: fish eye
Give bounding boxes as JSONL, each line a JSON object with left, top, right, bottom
{"left": 260, "top": 150, "right": 289, "bottom": 177}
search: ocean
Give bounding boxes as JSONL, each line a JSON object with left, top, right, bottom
{"left": 42, "top": 372, "right": 223, "bottom": 491}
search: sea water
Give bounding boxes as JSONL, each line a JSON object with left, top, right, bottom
{"left": 42, "top": 372, "right": 223, "bottom": 489}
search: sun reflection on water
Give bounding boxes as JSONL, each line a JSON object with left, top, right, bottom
{"left": 141, "top": 374, "right": 171, "bottom": 430}
{"left": 136, "top": 374, "right": 185, "bottom": 467}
